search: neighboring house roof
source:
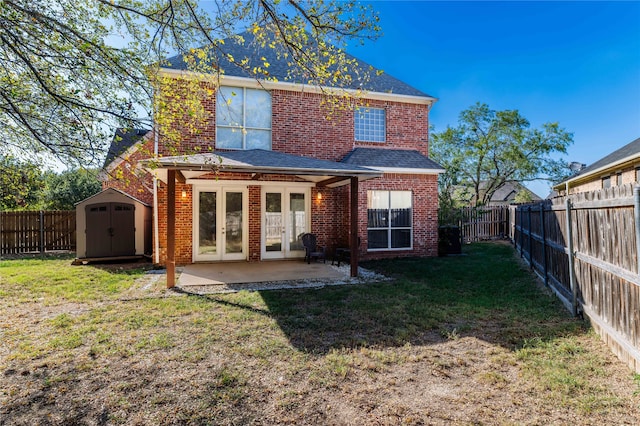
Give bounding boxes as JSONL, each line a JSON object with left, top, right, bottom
{"left": 148, "top": 149, "right": 382, "bottom": 186}
{"left": 452, "top": 181, "right": 542, "bottom": 205}
{"left": 163, "top": 31, "right": 432, "bottom": 98}
{"left": 104, "top": 128, "right": 150, "bottom": 169}
{"left": 554, "top": 137, "right": 640, "bottom": 190}
{"left": 490, "top": 181, "right": 541, "bottom": 203}
{"left": 342, "top": 148, "right": 444, "bottom": 173}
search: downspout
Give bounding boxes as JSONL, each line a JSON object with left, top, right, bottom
{"left": 153, "top": 128, "right": 160, "bottom": 265}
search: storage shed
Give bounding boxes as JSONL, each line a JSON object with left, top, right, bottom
{"left": 76, "top": 188, "right": 152, "bottom": 259}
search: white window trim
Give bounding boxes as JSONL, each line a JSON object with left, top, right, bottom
{"left": 216, "top": 86, "right": 272, "bottom": 150}
{"left": 367, "top": 190, "right": 413, "bottom": 252}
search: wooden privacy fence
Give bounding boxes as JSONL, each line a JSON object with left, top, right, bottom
{"left": 513, "top": 184, "right": 640, "bottom": 372}
{"left": 0, "top": 210, "right": 76, "bottom": 255}
{"left": 441, "top": 206, "right": 510, "bottom": 243}
{"left": 459, "top": 206, "right": 509, "bottom": 242}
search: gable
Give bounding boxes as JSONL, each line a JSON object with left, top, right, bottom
{"left": 103, "top": 128, "right": 150, "bottom": 169}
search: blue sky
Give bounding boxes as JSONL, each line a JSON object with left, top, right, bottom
{"left": 350, "top": 1, "right": 640, "bottom": 196}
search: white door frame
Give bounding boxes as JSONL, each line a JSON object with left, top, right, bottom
{"left": 192, "top": 184, "right": 249, "bottom": 262}
{"left": 261, "top": 185, "right": 311, "bottom": 259}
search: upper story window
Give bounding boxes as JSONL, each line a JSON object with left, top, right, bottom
{"left": 616, "top": 172, "right": 623, "bottom": 186}
{"left": 216, "top": 86, "right": 271, "bottom": 150}
{"left": 355, "top": 107, "right": 386, "bottom": 143}
{"left": 602, "top": 175, "right": 611, "bottom": 189}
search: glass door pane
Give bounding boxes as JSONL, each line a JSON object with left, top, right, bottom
{"left": 198, "top": 192, "right": 217, "bottom": 255}
{"left": 225, "top": 191, "right": 243, "bottom": 254}
{"left": 265, "top": 192, "right": 283, "bottom": 252}
{"left": 289, "top": 193, "right": 306, "bottom": 251}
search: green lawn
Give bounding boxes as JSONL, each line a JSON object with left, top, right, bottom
{"left": 1, "top": 243, "right": 638, "bottom": 425}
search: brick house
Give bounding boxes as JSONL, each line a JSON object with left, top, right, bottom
{"left": 102, "top": 33, "right": 444, "bottom": 282}
{"left": 554, "top": 137, "right": 640, "bottom": 195}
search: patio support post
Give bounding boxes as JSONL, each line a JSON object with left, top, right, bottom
{"left": 350, "top": 176, "right": 359, "bottom": 278}
{"left": 167, "top": 169, "right": 176, "bottom": 288}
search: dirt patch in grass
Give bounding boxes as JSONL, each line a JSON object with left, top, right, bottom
{"left": 1, "top": 243, "right": 639, "bottom": 425}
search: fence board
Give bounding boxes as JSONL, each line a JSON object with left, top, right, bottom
{"left": 513, "top": 183, "right": 640, "bottom": 372}
{"left": 0, "top": 210, "right": 76, "bottom": 254}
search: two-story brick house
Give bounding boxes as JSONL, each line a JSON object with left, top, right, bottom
{"left": 102, "top": 33, "right": 443, "bottom": 282}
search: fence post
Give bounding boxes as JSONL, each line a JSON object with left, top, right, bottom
{"left": 565, "top": 199, "right": 578, "bottom": 316}
{"left": 635, "top": 186, "right": 640, "bottom": 274}
{"left": 503, "top": 206, "right": 508, "bottom": 239}
{"left": 519, "top": 207, "right": 524, "bottom": 257}
{"left": 540, "top": 204, "right": 548, "bottom": 287}
{"left": 527, "top": 206, "right": 533, "bottom": 268}
{"left": 39, "top": 210, "right": 45, "bottom": 254}
{"left": 458, "top": 207, "right": 464, "bottom": 245}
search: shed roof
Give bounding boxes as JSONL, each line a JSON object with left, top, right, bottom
{"left": 75, "top": 187, "right": 151, "bottom": 208}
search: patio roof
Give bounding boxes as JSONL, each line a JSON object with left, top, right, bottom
{"left": 148, "top": 149, "right": 382, "bottom": 186}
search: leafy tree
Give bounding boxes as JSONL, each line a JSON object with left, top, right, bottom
{"left": 431, "top": 103, "right": 572, "bottom": 207}
{"left": 1, "top": 0, "right": 380, "bottom": 168}
{"left": 513, "top": 189, "right": 534, "bottom": 204}
{"left": 0, "top": 156, "right": 44, "bottom": 210}
{"left": 40, "top": 169, "right": 102, "bottom": 210}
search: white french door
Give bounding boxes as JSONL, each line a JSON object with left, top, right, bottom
{"left": 193, "top": 186, "right": 248, "bottom": 261}
{"left": 262, "top": 187, "right": 310, "bottom": 259}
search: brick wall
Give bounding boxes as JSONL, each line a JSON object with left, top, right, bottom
{"left": 151, "top": 80, "right": 432, "bottom": 162}
{"left": 271, "top": 90, "right": 430, "bottom": 161}
{"left": 102, "top": 137, "right": 155, "bottom": 205}
{"left": 360, "top": 174, "right": 440, "bottom": 259}
{"left": 156, "top": 181, "right": 194, "bottom": 265}
{"left": 248, "top": 186, "right": 261, "bottom": 262}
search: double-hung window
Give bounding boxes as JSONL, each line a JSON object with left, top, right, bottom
{"left": 355, "top": 107, "right": 385, "bottom": 142}
{"left": 216, "top": 86, "right": 271, "bottom": 150}
{"left": 367, "top": 190, "right": 412, "bottom": 250}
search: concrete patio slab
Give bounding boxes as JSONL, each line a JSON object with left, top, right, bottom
{"left": 177, "top": 260, "right": 345, "bottom": 287}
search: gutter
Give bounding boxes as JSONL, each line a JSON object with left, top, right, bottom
{"left": 157, "top": 68, "right": 438, "bottom": 107}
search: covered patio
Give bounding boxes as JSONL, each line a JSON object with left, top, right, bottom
{"left": 149, "top": 149, "right": 383, "bottom": 287}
